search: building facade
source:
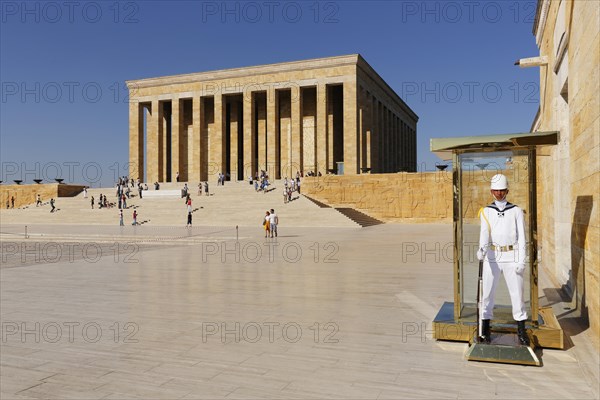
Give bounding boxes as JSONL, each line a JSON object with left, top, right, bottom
{"left": 127, "top": 55, "right": 418, "bottom": 182}
{"left": 531, "top": 0, "right": 599, "bottom": 343}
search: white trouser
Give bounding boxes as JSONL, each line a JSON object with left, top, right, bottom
{"left": 481, "top": 253, "right": 527, "bottom": 321}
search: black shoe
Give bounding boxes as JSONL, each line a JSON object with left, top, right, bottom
{"left": 517, "top": 320, "right": 530, "bottom": 346}
{"left": 479, "top": 319, "right": 491, "bottom": 344}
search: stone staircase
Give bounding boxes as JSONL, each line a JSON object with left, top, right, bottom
{"left": 302, "top": 194, "right": 384, "bottom": 227}
{"left": 334, "top": 207, "right": 384, "bottom": 227}
{"left": 0, "top": 181, "right": 359, "bottom": 228}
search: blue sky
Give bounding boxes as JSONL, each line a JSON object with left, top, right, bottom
{"left": 1, "top": 0, "right": 540, "bottom": 186}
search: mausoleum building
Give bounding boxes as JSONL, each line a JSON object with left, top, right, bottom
{"left": 127, "top": 54, "right": 418, "bottom": 182}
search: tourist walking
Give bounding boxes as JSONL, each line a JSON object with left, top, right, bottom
{"left": 186, "top": 201, "right": 193, "bottom": 227}
{"left": 119, "top": 209, "right": 124, "bottom": 226}
{"left": 50, "top": 198, "right": 55, "bottom": 213}
{"left": 204, "top": 181, "right": 209, "bottom": 196}
{"left": 132, "top": 210, "right": 138, "bottom": 225}
{"left": 91, "top": 196, "right": 94, "bottom": 209}
{"left": 11, "top": 196, "right": 15, "bottom": 208}
{"left": 83, "top": 187, "right": 87, "bottom": 198}
{"left": 36, "top": 194, "right": 42, "bottom": 207}
{"left": 283, "top": 187, "right": 288, "bottom": 204}
{"left": 269, "top": 209, "right": 278, "bottom": 238}
{"left": 263, "top": 210, "right": 271, "bottom": 238}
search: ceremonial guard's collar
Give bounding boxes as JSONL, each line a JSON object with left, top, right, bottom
{"left": 486, "top": 201, "right": 517, "bottom": 213}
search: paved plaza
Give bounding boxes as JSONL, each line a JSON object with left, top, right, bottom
{"left": 1, "top": 222, "right": 598, "bottom": 399}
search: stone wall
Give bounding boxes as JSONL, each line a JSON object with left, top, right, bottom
{"left": 303, "top": 171, "right": 528, "bottom": 223}
{"left": 533, "top": 0, "right": 599, "bottom": 345}
{"left": 0, "top": 184, "right": 85, "bottom": 209}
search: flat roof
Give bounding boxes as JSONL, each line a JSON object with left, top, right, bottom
{"left": 125, "top": 54, "right": 361, "bottom": 88}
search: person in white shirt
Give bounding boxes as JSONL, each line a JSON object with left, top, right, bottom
{"left": 477, "top": 174, "right": 529, "bottom": 345}
{"left": 269, "top": 209, "right": 278, "bottom": 238}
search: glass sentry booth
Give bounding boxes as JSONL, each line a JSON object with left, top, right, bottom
{"left": 430, "top": 132, "right": 564, "bottom": 365}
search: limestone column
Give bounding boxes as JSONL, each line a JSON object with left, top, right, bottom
{"left": 364, "top": 93, "right": 371, "bottom": 171}
{"left": 383, "top": 107, "right": 388, "bottom": 173}
{"left": 358, "top": 87, "right": 369, "bottom": 172}
{"left": 243, "top": 91, "right": 256, "bottom": 178}
{"left": 408, "top": 127, "right": 413, "bottom": 171}
{"left": 404, "top": 120, "right": 407, "bottom": 171}
{"left": 171, "top": 99, "right": 182, "bottom": 182}
{"left": 279, "top": 92, "right": 291, "bottom": 179}
{"left": 411, "top": 129, "right": 417, "bottom": 172}
{"left": 327, "top": 87, "right": 335, "bottom": 172}
{"left": 389, "top": 112, "right": 394, "bottom": 173}
{"left": 370, "top": 97, "right": 378, "bottom": 173}
{"left": 190, "top": 96, "right": 202, "bottom": 181}
{"left": 257, "top": 93, "right": 267, "bottom": 172}
{"left": 129, "top": 101, "right": 144, "bottom": 181}
{"left": 316, "top": 83, "right": 327, "bottom": 175}
{"left": 358, "top": 92, "right": 364, "bottom": 172}
{"left": 291, "top": 85, "right": 302, "bottom": 174}
{"left": 407, "top": 126, "right": 412, "bottom": 171}
{"left": 343, "top": 81, "right": 358, "bottom": 175}
{"left": 385, "top": 108, "right": 391, "bottom": 173}
{"left": 395, "top": 116, "right": 400, "bottom": 172}
{"left": 391, "top": 112, "right": 396, "bottom": 172}
{"left": 302, "top": 88, "right": 316, "bottom": 173}
{"left": 146, "top": 99, "right": 162, "bottom": 183}
{"left": 381, "top": 105, "right": 389, "bottom": 172}
{"left": 230, "top": 100, "right": 239, "bottom": 181}
{"left": 378, "top": 102, "right": 384, "bottom": 173}
{"left": 266, "top": 88, "right": 277, "bottom": 178}
{"left": 210, "top": 95, "right": 225, "bottom": 180}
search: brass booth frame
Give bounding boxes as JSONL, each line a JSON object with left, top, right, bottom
{"left": 430, "top": 132, "right": 564, "bottom": 351}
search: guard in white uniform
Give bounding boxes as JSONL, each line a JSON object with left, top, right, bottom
{"left": 477, "top": 174, "right": 529, "bottom": 345}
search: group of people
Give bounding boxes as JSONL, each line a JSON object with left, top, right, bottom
{"left": 250, "top": 170, "right": 270, "bottom": 192}
{"left": 32, "top": 194, "right": 56, "bottom": 212}
{"left": 263, "top": 209, "right": 279, "bottom": 238}
{"left": 116, "top": 182, "right": 131, "bottom": 209}
{"left": 92, "top": 194, "right": 111, "bottom": 209}
{"left": 119, "top": 208, "right": 138, "bottom": 226}
{"left": 217, "top": 172, "right": 228, "bottom": 186}
{"left": 185, "top": 194, "right": 193, "bottom": 227}
{"left": 282, "top": 174, "right": 302, "bottom": 203}
{"left": 197, "top": 182, "right": 209, "bottom": 196}
{"left": 6, "top": 196, "right": 15, "bottom": 209}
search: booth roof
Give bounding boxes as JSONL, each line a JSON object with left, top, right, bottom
{"left": 430, "top": 131, "right": 559, "bottom": 160}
